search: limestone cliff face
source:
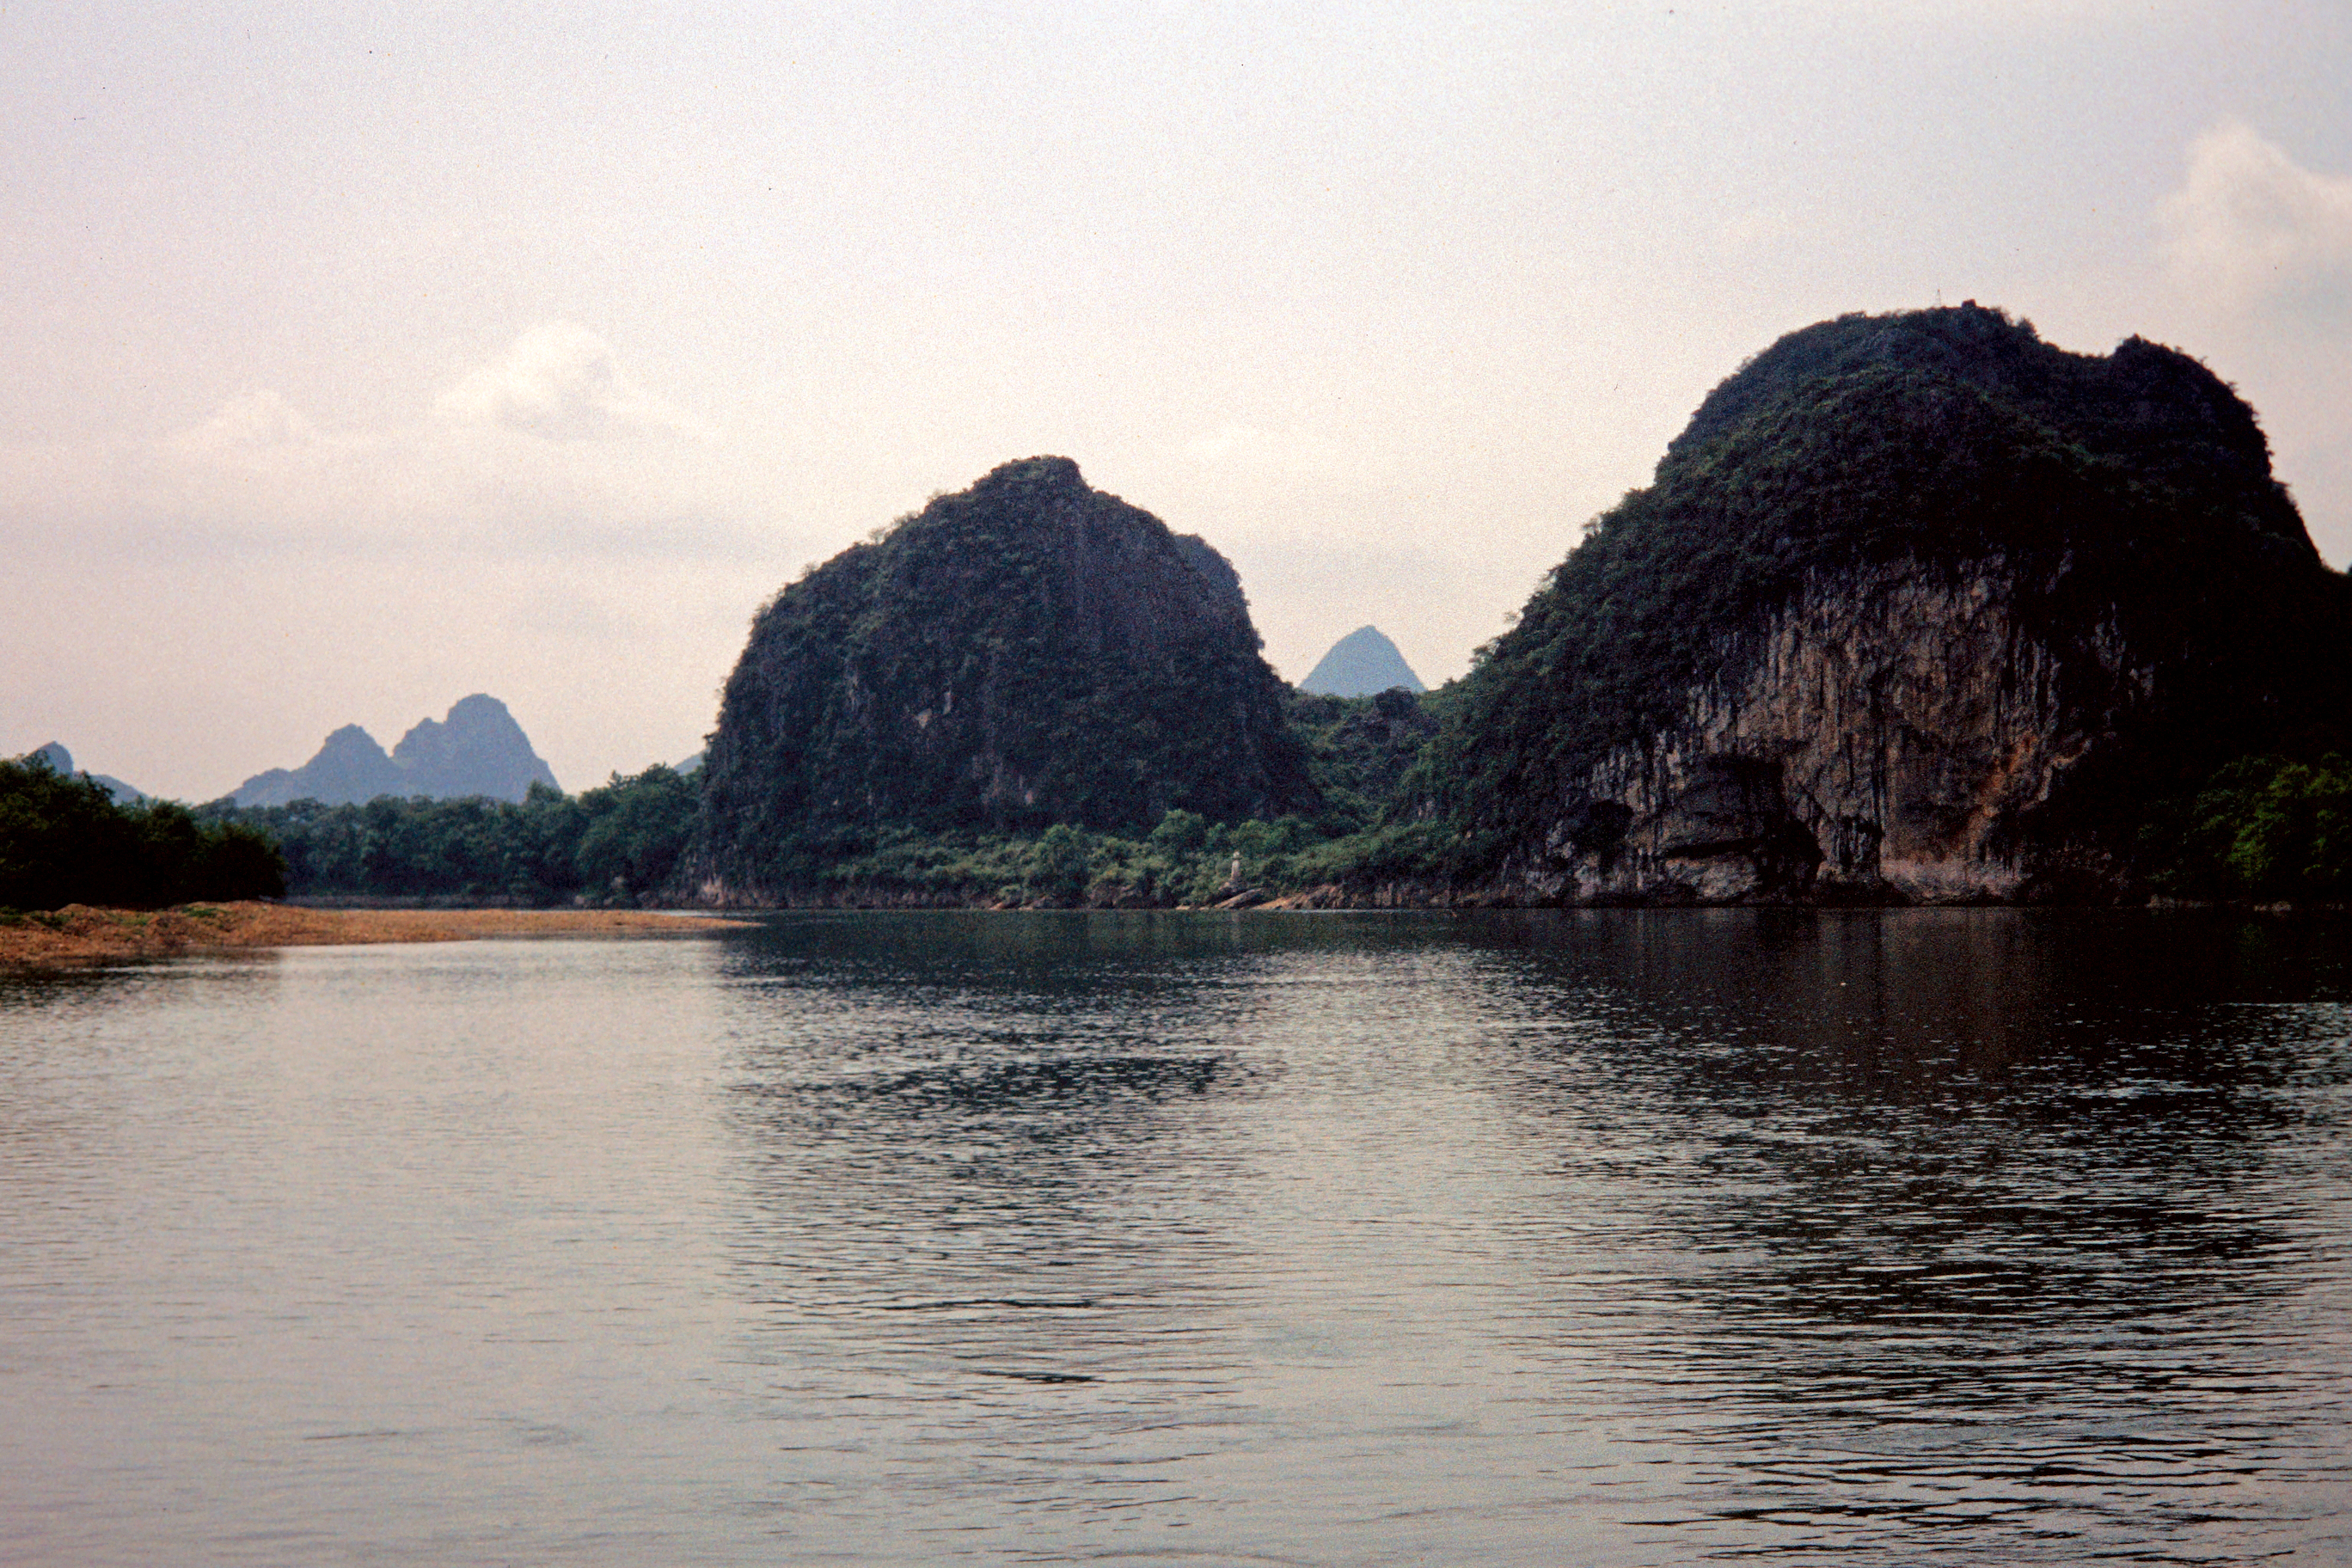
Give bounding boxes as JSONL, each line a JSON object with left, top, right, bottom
{"left": 1434, "top": 304, "right": 2352, "bottom": 904}
{"left": 1522, "top": 559, "right": 2151, "bottom": 903}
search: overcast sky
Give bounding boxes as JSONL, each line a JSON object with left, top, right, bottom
{"left": 5, "top": 1, "right": 2348, "bottom": 800}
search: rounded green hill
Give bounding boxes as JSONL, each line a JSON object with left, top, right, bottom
{"left": 687, "top": 456, "right": 1316, "bottom": 900}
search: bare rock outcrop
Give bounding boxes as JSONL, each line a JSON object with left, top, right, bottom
{"left": 1531, "top": 560, "right": 2149, "bottom": 903}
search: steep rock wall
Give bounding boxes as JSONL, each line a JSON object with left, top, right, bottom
{"left": 1522, "top": 559, "right": 2152, "bottom": 903}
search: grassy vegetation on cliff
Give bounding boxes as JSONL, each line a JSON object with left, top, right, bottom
{"left": 1424, "top": 304, "right": 2352, "bottom": 847}
{"left": 1286, "top": 686, "right": 1441, "bottom": 821}
{"left": 691, "top": 456, "right": 1319, "bottom": 894}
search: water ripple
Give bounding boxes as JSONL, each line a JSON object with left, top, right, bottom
{"left": 0, "top": 911, "right": 2345, "bottom": 1565}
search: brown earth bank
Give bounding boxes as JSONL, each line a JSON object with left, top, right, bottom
{"left": 0, "top": 903, "right": 755, "bottom": 970}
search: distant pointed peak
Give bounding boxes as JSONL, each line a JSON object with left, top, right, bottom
{"left": 19, "top": 742, "right": 145, "bottom": 803}
{"left": 320, "top": 724, "right": 388, "bottom": 751}
{"left": 235, "top": 695, "right": 554, "bottom": 805}
{"left": 1299, "top": 625, "right": 1426, "bottom": 697}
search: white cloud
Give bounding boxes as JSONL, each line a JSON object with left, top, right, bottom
{"left": 167, "top": 389, "right": 334, "bottom": 462}
{"left": 433, "top": 322, "right": 704, "bottom": 441}
{"left": 2159, "top": 120, "right": 2352, "bottom": 314}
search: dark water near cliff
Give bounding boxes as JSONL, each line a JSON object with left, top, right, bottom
{"left": 3, "top": 910, "right": 2348, "bottom": 1565}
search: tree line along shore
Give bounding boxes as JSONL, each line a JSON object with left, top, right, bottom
{"left": 8, "top": 717, "right": 2349, "bottom": 928}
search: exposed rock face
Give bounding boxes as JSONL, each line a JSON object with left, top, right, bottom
{"left": 1532, "top": 560, "right": 2146, "bottom": 903}
{"left": 234, "top": 696, "right": 558, "bottom": 805}
{"left": 689, "top": 456, "right": 1316, "bottom": 902}
{"left": 1437, "top": 303, "right": 2352, "bottom": 904}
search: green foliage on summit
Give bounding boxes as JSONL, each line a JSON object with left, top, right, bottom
{"left": 1, "top": 755, "right": 285, "bottom": 910}
{"left": 693, "top": 456, "right": 1318, "bottom": 893}
{"left": 1426, "top": 303, "right": 2352, "bottom": 841}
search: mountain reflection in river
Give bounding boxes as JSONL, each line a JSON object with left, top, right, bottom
{"left": 3, "top": 910, "right": 2347, "bottom": 1565}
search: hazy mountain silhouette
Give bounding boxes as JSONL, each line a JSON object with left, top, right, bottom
{"left": 21, "top": 743, "right": 146, "bottom": 805}
{"left": 234, "top": 695, "right": 559, "bottom": 806}
{"left": 1298, "top": 626, "right": 1425, "bottom": 696}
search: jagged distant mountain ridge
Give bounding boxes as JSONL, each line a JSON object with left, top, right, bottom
{"left": 233, "top": 695, "right": 559, "bottom": 806}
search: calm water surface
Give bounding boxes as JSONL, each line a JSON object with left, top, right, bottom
{"left": 2, "top": 910, "right": 2348, "bottom": 1565}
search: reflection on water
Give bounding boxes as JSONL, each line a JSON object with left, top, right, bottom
{"left": 1461, "top": 913, "right": 2351, "bottom": 1559}
{"left": 1, "top": 911, "right": 2347, "bottom": 1565}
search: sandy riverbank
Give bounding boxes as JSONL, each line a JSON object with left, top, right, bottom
{"left": 0, "top": 902, "right": 756, "bottom": 970}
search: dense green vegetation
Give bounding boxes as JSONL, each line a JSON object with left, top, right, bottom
{"left": 733, "top": 806, "right": 1499, "bottom": 908}
{"left": 1425, "top": 304, "right": 2352, "bottom": 848}
{"left": 169, "top": 680, "right": 1472, "bottom": 909}
{"left": 681, "top": 671, "right": 1491, "bottom": 904}
{"left": 771, "top": 685, "right": 1498, "bottom": 905}
{"left": 2143, "top": 756, "right": 2352, "bottom": 903}
{"left": 1286, "top": 686, "right": 1442, "bottom": 822}
{"left": 692, "top": 456, "right": 1319, "bottom": 894}
{"left": 1, "top": 691, "right": 1475, "bottom": 914}
{"left": 205, "top": 765, "right": 699, "bottom": 906}
{"left": 1, "top": 755, "right": 285, "bottom": 911}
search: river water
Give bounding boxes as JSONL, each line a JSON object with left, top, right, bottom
{"left": 2, "top": 910, "right": 2347, "bottom": 1565}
